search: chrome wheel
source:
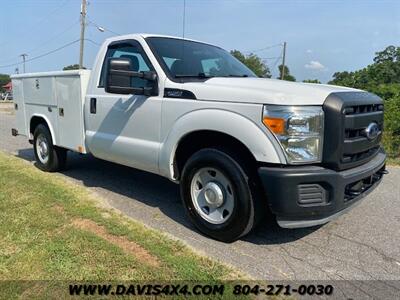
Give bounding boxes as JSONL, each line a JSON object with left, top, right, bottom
{"left": 190, "top": 167, "right": 234, "bottom": 224}
{"left": 36, "top": 133, "right": 49, "bottom": 164}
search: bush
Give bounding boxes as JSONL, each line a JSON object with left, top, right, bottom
{"left": 369, "top": 84, "right": 400, "bottom": 159}
{"left": 382, "top": 94, "right": 400, "bottom": 159}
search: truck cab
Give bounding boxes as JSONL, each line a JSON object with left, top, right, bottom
{"left": 12, "top": 34, "right": 387, "bottom": 242}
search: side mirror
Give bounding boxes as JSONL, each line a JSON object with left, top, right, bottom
{"left": 105, "top": 58, "right": 158, "bottom": 95}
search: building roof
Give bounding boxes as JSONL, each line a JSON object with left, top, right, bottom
{"left": 3, "top": 82, "right": 12, "bottom": 89}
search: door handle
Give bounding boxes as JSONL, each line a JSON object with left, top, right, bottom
{"left": 59, "top": 108, "right": 64, "bottom": 116}
{"left": 90, "top": 98, "right": 97, "bottom": 114}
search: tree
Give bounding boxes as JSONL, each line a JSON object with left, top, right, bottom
{"left": 329, "top": 46, "right": 400, "bottom": 89}
{"left": 63, "top": 64, "right": 84, "bottom": 71}
{"left": 277, "top": 64, "right": 296, "bottom": 81}
{"left": 230, "top": 50, "right": 271, "bottom": 78}
{"left": 330, "top": 71, "right": 355, "bottom": 87}
{"left": 303, "top": 79, "right": 321, "bottom": 84}
{"left": 373, "top": 45, "right": 400, "bottom": 63}
{"left": 0, "top": 74, "right": 10, "bottom": 93}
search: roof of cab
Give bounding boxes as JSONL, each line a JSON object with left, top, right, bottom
{"left": 103, "top": 33, "right": 213, "bottom": 47}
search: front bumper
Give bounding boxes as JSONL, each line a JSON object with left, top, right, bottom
{"left": 258, "top": 149, "right": 387, "bottom": 228}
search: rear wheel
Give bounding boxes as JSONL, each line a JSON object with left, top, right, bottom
{"left": 33, "top": 124, "right": 67, "bottom": 172}
{"left": 180, "top": 148, "right": 260, "bottom": 242}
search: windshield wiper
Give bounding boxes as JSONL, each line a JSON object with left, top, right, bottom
{"left": 174, "top": 73, "right": 212, "bottom": 78}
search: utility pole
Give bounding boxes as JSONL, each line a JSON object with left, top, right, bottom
{"left": 79, "top": 0, "right": 87, "bottom": 69}
{"left": 280, "top": 42, "right": 287, "bottom": 80}
{"left": 20, "top": 54, "right": 28, "bottom": 73}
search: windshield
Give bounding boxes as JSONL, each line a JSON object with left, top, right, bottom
{"left": 146, "top": 37, "right": 256, "bottom": 81}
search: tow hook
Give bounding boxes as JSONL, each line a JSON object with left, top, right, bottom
{"left": 378, "top": 169, "right": 389, "bottom": 175}
{"left": 346, "top": 167, "right": 388, "bottom": 198}
{"left": 347, "top": 181, "right": 365, "bottom": 197}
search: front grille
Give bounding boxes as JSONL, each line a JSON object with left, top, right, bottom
{"left": 344, "top": 103, "right": 384, "bottom": 115}
{"left": 342, "top": 146, "right": 380, "bottom": 164}
{"left": 323, "top": 92, "right": 384, "bottom": 170}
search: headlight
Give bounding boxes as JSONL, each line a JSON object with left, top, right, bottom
{"left": 262, "top": 105, "right": 324, "bottom": 164}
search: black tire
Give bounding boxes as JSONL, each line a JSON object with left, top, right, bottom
{"left": 180, "top": 148, "right": 261, "bottom": 242}
{"left": 33, "top": 124, "right": 67, "bottom": 172}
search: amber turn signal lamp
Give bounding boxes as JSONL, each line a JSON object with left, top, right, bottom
{"left": 263, "top": 117, "right": 285, "bottom": 134}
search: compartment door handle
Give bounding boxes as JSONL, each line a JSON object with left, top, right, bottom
{"left": 90, "top": 98, "right": 97, "bottom": 114}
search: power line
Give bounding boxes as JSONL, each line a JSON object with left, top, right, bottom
{"left": 0, "top": 39, "right": 80, "bottom": 69}
{"left": 27, "top": 39, "right": 80, "bottom": 65}
{"left": 27, "top": 20, "right": 80, "bottom": 55}
{"left": 0, "top": 38, "right": 97, "bottom": 70}
{"left": 30, "top": 0, "right": 72, "bottom": 28}
{"left": 0, "top": 0, "right": 72, "bottom": 48}
{"left": 272, "top": 56, "right": 282, "bottom": 68}
{"left": 271, "top": 55, "right": 282, "bottom": 77}
{"left": 86, "top": 17, "right": 121, "bottom": 36}
{"left": 85, "top": 39, "right": 101, "bottom": 46}
{"left": 244, "top": 43, "right": 283, "bottom": 54}
{"left": 0, "top": 20, "right": 80, "bottom": 64}
{"left": 0, "top": 0, "right": 113, "bottom": 72}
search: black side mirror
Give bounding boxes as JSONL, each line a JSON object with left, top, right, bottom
{"left": 105, "top": 58, "right": 158, "bottom": 95}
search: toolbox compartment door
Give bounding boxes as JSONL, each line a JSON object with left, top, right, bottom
{"left": 55, "top": 75, "right": 86, "bottom": 153}
{"left": 11, "top": 78, "right": 28, "bottom": 136}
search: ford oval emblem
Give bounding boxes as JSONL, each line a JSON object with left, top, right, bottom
{"left": 364, "top": 122, "right": 380, "bottom": 140}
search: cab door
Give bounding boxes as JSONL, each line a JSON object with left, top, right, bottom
{"left": 84, "top": 40, "right": 162, "bottom": 174}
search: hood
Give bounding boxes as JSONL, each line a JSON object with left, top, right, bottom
{"left": 166, "top": 77, "right": 361, "bottom": 105}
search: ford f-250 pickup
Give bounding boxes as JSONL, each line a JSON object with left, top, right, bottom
{"left": 11, "top": 34, "right": 387, "bottom": 242}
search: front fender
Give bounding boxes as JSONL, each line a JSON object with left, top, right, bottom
{"left": 159, "top": 109, "right": 285, "bottom": 180}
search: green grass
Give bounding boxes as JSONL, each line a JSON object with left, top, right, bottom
{"left": 0, "top": 151, "right": 246, "bottom": 298}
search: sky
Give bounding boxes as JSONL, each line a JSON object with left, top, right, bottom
{"left": 0, "top": 0, "right": 399, "bottom": 83}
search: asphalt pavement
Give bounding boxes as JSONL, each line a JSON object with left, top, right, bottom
{"left": 1, "top": 110, "right": 399, "bottom": 281}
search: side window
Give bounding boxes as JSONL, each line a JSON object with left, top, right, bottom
{"left": 99, "top": 41, "right": 153, "bottom": 89}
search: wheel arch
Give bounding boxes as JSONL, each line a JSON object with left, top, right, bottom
{"left": 29, "top": 114, "right": 56, "bottom": 144}
{"left": 159, "top": 109, "right": 284, "bottom": 180}
{"left": 174, "top": 130, "right": 258, "bottom": 179}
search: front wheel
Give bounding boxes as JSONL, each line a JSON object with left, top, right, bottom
{"left": 180, "top": 148, "right": 258, "bottom": 242}
{"left": 33, "top": 124, "right": 67, "bottom": 172}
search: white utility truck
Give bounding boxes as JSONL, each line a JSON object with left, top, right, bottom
{"left": 12, "top": 34, "right": 387, "bottom": 242}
